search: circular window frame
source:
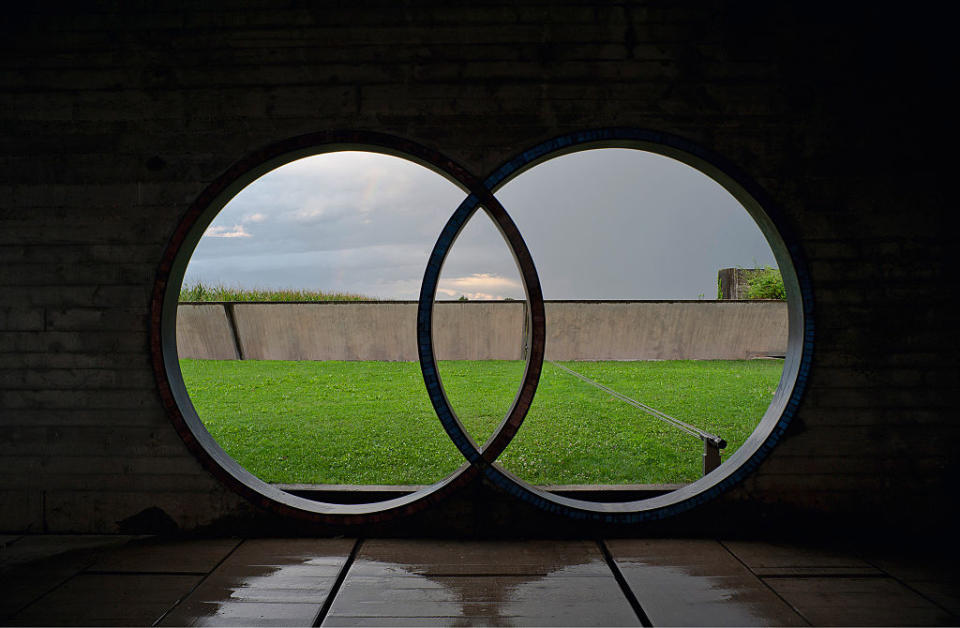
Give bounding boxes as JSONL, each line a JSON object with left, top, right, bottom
{"left": 418, "top": 128, "right": 813, "bottom": 522}
{"left": 150, "top": 131, "right": 508, "bottom": 525}
{"left": 151, "top": 128, "right": 813, "bottom": 526}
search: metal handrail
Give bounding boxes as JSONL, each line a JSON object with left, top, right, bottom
{"left": 547, "top": 360, "right": 727, "bottom": 475}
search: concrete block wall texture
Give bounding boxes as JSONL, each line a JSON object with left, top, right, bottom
{"left": 175, "top": 301, "right": 787, "bottom": 362}
{"left": 1, "top": 4, "right": 955, "bottom": 534}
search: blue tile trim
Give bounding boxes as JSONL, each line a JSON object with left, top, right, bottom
{"left": 448, "top": 128, "right": 817, "bottom": 523}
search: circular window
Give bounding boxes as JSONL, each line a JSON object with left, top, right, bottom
{"left": 152, "top": 129, "right": 812, "bottom": 525}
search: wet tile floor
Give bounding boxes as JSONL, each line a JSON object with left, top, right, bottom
{"left": 1, "top": 535, "right": 957, "bottom": 626}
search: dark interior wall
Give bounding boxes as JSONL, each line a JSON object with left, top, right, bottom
{"left": 1, "top": 2, "right": 955, "bottom": 535}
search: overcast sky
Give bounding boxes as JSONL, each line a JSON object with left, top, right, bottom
{"left": 184, "top": 149, "right": 776, "bottom": 300}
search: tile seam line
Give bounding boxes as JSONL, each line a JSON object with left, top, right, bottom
{"left": 7, "top": 565, "right": 80, "bottom": 619}
{"left": 597, "top": 539, "right": 652, "bottom": 627}
{"left": 150, "top": 537, "right": 245, "bottom": 627}
{"left": 859, "top": 553, "right": 960, "bottom": 622}
{"left": 717, "top": 539, "right": 812, "bottom": 627}
{"left": 84, "top": 569, "right": 214, "bottom": 576}
{"left": 6, "top": 537, "right": 133, "bottom": 620}
{"left": 312, "top": 537, "right": 363, "bottom": 627}
{"left": 758, "top": 572, "right": 887, "bottom": 579}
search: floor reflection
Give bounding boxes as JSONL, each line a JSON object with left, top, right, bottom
{"left": 4, "top": 536, "right": 956, "bottom": 627}
{"left": 323, "top": 540, "right": 638, "bottom": 626}
{"left": 607, "top": 539, "right": 808, "bottom": 627}
{"left": 158, "top": 538, "right": 354, "bottom": 627}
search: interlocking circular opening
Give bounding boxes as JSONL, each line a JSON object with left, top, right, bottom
{"left": 152, "top": 129, "right": 813, "bottom": 525}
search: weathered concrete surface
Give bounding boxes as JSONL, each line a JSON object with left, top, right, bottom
{"left": 545, "top": 301, "right": 787, "bottom": 361}
{"left": 224, "top": 301, "right": 525, "bottom": 361}
{"left": 176, "top": 301, "right": 786, "bottom": 361}
{"left": 232, "top": 303, "right": 416, "bottom": 361}
{"left": 718, "top": 268, "right": 766, "bottom": 300}
{"left": 434, "top": 302, "right": 525, "bottom": 361}
{"left": 175, "top": 305, "right": 238, "bottom": 361}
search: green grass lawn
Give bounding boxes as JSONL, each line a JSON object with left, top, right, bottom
{"left": 179, "top": 359, "right": 782, "bottom": 486}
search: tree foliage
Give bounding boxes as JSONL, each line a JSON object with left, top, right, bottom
{"left": 746, "top": 267, "right": 786, "bottom": 300}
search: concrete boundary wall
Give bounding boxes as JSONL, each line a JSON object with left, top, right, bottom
{"left": 544, "top": 301, "right": 787, "bottom": 360}
{"left": 176, "top": 301, "right": 787, "bottom": 361}
{"left": 175, "top": 304, "right": 239, "bottom": 361}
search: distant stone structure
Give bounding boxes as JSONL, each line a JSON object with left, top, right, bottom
{"left": 718, "top": 268, "right": 766, "bottom": 300}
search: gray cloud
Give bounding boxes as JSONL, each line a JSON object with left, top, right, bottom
{"left": 493, "top": 149, "right": 775, "bottom": 300}
{"left": 185, "top": 149, "right": 776, "bottom": 300}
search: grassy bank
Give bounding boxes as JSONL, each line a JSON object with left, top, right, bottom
{"left": 179, "top": 281, "right": 374, "bottom": 302}
{"left": 179, "top": 359, "right": 782, "bottom": 485}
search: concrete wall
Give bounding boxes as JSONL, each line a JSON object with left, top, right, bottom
{"left": 226, "top": 301, "right": 524, "bottom": 361}
{"left": 2, "top": 4, "right": 955, "bottom": 534}
{"left": 544, "top": 301, "right": 786, "bottom": 361}
{"left": 175, "top": 304, "right": 238, "bottom": 361}
{"left": 176, "top": 301, "right": 786, "bottom": 362}
{"left": 435, "top": 302, "right": 526, "bottom": 361}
